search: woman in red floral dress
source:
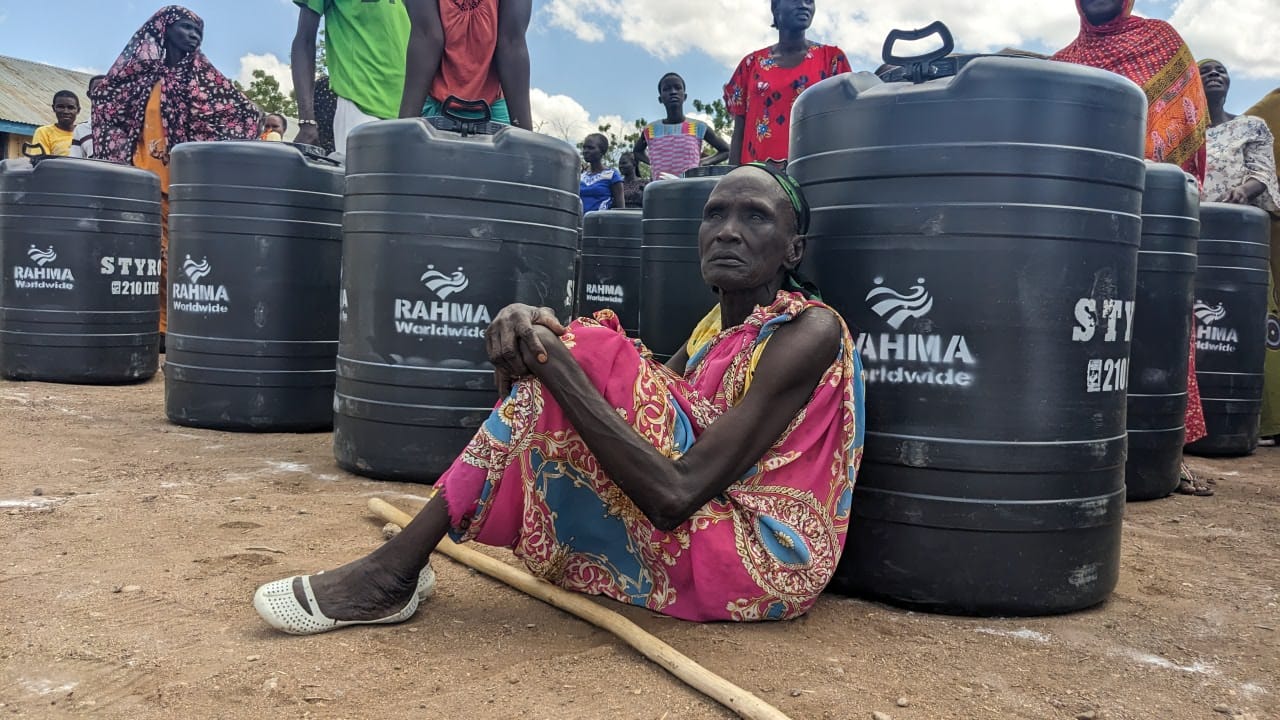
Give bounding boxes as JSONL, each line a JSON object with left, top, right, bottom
{"left": 723, "top": 0, "right": 850, "bottom": 167}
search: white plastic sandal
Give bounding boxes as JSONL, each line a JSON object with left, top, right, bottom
{"left": 253, "top": 563, "right": 436, "bottom": 636}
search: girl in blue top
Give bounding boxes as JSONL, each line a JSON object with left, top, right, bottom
{"left": 580, "top": 133, "right": 624, "bottom": 212}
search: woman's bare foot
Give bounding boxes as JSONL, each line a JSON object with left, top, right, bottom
{"left": 265, "top": 495, "right": 451, "bottom": 626}
{"left": 1177, "top": 463, "right": 1215, "bottom": 497}
{"left": 293, "top": 556, "right": 422, "bottom": 622}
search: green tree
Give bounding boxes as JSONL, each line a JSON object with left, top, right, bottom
{"left": 237, "top": 69, "right": 298, "bottom": 118}
{"left": 691, "top": 98, "right": 732, "bottom": 157}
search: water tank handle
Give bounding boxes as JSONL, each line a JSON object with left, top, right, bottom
{"left": 288, "top": 142, "right": 343, "bottom": 166}
{"left": 428, "top": 96, "right": 499, "bottom": 137}
{"left": 881, "top": 21, "right": 956, "bottom": 84}
{"left": 21, "top": 142, "right": 52, "bottom": 166}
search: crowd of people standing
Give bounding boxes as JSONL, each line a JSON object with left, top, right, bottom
{"left": 21, "top": 0, "right": 1280, "bottom": 494}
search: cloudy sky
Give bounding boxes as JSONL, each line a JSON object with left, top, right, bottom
{"left": 1, "top": 0, "right": 1277, "bottom": 143}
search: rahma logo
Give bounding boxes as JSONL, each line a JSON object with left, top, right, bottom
{"left": 183, "top": 256, "right": 212, "bottom": 283}
{"left": 866, "top": 278, "right": 933, "bottom": 329}
{"left": 585, "top": 282, "right": 625, "bottom": 305}
{"left": 857, "top": 276, "right": 976, "bottom": 388}
{"left": 172, "top": 255, "right": 230, "bottom": 314}
{"left": 27, "top": 245, "right": 57, "bottom": 266}
{"left": 421, "top": 266, "right": 469, "bottom": 300}
{"left": 395, "top": 264, "right": 491, "bottom": 339}
{"left": 1193, "top": 300, "right": 1226, "bottom": 326}
{"left": 1194, "top": 299, "right": 1238, "bottom": 352}
{"left": 13, "top": 245, "right": 74, "bottom": 290}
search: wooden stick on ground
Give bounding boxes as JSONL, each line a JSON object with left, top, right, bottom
{"left": 367, "top": 497, "right": 793, "bottom": 720}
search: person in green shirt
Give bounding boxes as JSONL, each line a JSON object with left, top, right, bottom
{"left": 290, "top": 0, "right": 410, "bottom": 155}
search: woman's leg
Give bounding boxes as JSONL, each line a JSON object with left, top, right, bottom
{"left": 298, "top": 493, "right": 451, "bottom": 621}
{"left": 159, "top": 194, "right": 168, "bottom": 338}
{"left": 287, "top": 320, "right": 658, "bottom": 621}
{"left": 1180, "top": 325, "right": 1213, "bottom": 495}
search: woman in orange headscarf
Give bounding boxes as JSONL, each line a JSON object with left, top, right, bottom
{"left": 1054, "top": 0, "right": 1211, "bottom": 493}
{"left": 1053, "top": 0, "right": 1209, "bottom": 183}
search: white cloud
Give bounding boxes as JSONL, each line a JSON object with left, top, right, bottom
{"left": 544, "top": 0, "right": 772, "bottom": 67}
{"left": 820, "top": 3, "right": 1080, "bottom": 65}
{"left": 543, "top": 0, "right": 1081, "bottom": 69}
{"left": 237, "top": 53, "right": 294, "bottom": 95}
{"left": 530, "top": 87, "right": 625, "bottom": 146}
{"left": 1169, "top": 0, "right": 1280, "bottom": 78}
{"left": 542, "top": 0, "right": 1279, "bottom": 85}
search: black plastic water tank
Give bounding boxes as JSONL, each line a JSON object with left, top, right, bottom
{"left": 639, "top": 165, "right": 731, "bottom": 360}
{"left": 163, "top": 142, "right": 345, "bottom": 431}
{"left": 578, "top": 210, "right": 641, "bottom": 333}
{"left": 335, "top": 114, "right": 580, "bottom": 482}
{"left": 1126, "top": 164, "right": 1199, "bottom": 500}
{"left": 1185, "top": 202, "right": 1271, "bottom": 457}
{"left": 0, "top": 155, "right": 161, "bottom": 383}
{"left": 789, "top": 25, "right": 1146, "bottom": 615}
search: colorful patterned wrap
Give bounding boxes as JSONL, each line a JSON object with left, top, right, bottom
{"left": 642, "top": 119, "right": 709, "bottom": 180}
{"left": 436, "top": 291, "right": 865, "bottom": 621}
{"left": 88, "top": 6, "right": 260, "bottom": 165}
{"left": 1052, "top": 0, "right": 1209, "bottom": 184}
{"left": 1053, "top": 0, "right": 1210, "bottom": 443}
{"left": 723, "top": 43, "right": 851, "bottom": 165}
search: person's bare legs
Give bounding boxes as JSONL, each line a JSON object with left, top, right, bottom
{"left": 292, "top": 493, "right": 452, "bottom": 621}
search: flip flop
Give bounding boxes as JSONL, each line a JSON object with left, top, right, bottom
{"left": 253, "top": 563, "right": 436, "bottom": 636}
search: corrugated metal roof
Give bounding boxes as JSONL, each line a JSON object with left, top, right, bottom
{"left": 0, "top": 55, "right": 96, "bottom": 129}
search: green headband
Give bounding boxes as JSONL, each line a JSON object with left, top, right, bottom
{"left": 732, "top": 163, "right": 820, "bottom": 299}
{"left": 741, "top": 162, "right": 810, "bottom": 235}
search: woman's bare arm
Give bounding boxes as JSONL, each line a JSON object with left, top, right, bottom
{"left": 399, "top": 0, "right": 444, "bottom": 119}
{"left": 729, "top": 115, "right": 746, "bottom": 166}
{"left": 520, "top": 309, "right": 840, "bottom": 531}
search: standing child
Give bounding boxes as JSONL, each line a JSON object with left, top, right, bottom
{"left": 580, "top": 133, "right": 624, "bottom": 212}
{"left": 32, "top": 91, "right": 81, "bottom": 156}
{"left": 634, "top": 73, "right": 729, "bottom": 179}
{"left": 618, "top": 151, "right": 648, "bottom": 209}
{"left": 70, "top": 76, "right": 106, "bottom": 158}
{"left": 261, "top": 114, "right": 288, "bottom": 141}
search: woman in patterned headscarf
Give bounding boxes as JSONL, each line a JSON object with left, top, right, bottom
{"left": 89, "top": 6, "right": 261, "bottom": 340}
{"left": 1054, "top": 0, "right": 1211, "bottom": 492}
{"left": 1053, "top": 0, "right": 1209, "bottom": 184}
{"left": 254, "top": 165, "right": 864, "bottom": 634}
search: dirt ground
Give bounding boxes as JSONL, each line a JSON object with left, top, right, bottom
{"left": 1, "top": 375, "right": 1277, "bottom": 720}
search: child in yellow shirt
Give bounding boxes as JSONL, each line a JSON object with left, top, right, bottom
{"left": 31, "top": 91, "right": 80, "bottom": 156}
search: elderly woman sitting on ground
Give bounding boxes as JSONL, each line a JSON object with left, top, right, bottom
{"left": 253, "top": 165, "right": 865, "bottom": 630}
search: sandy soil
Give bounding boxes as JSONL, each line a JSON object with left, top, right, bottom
{"left": 1, "top": 375, "right": 1277, "bottom": 720}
